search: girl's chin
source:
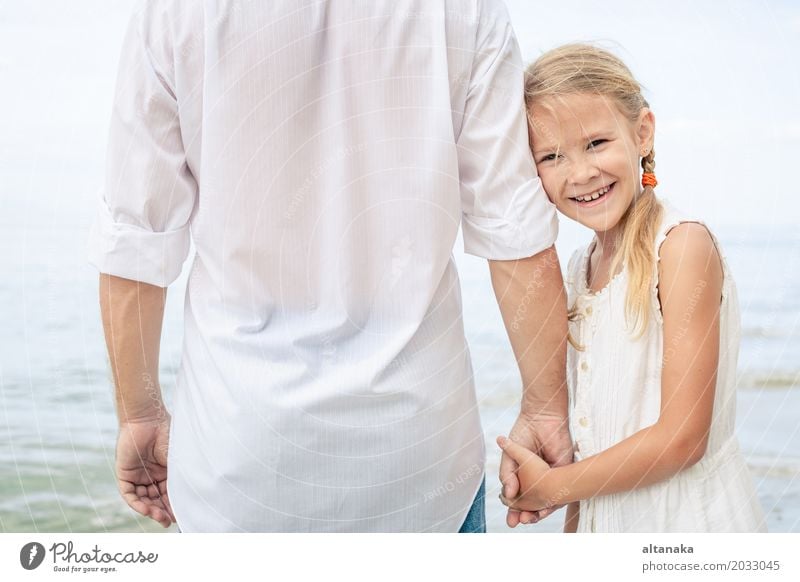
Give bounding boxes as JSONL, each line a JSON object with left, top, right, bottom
{"left": 558, "top": 209, "right": 624, "bottom": 233}
{"left": 555, "top": 186, "right": 631, "bottom": 232}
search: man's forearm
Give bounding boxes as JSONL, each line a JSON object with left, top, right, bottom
{"left": 99, "top": 274, "right": 168, "bottom": 425}
{"left": 489, "top": 245, "right": 568, "bottom": 417}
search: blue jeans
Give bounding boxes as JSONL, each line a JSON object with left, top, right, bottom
{"left": 177, "top": 478, "right": 487, "bottom": 533}
{"left": 458, "top": 477, "right": 486, "bottom": 533}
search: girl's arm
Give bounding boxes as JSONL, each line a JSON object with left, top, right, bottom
{"left": 499, "top": 223, "right": 723, "bottom": 510}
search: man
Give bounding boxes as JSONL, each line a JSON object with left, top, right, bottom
{"left": 89, "top": 0, "right": 569, "bottom": 532}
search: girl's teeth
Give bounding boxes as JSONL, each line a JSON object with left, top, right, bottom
{"left": 575, "top": 185, "right": 610, "bottom": 202}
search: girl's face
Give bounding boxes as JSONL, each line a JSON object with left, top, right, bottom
{"left": 528, "top": 93, "right": 655, "bottom": 239}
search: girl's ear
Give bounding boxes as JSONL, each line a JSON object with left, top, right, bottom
{"left": 636, "top": 108, "right": 656, "bottom": 152}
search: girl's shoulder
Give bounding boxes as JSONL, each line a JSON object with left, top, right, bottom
{"left": 655, "top": 201, "right": 723, "bottom": 270}
{"left": 653, "top": 200, "right": 726, "bottom": 322}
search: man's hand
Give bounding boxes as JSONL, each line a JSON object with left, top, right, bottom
{"left": 499, "top": 412, "right": 573, "bottom": 526}
{"left": 497, "top": 436, "right": 561, "bottom": 512}
{"left": 116, "top": 415, "right": 175, "bottom": 528}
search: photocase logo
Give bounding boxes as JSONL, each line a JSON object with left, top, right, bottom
{"left": 16, "top": 540, "right": 158, "bottom": 574}
{"left": 19, "top": 542, "right": 46, "bottom": 570}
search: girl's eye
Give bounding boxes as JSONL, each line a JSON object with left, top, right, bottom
{"left": 588, "top": 139, "right": 607, "bottom": 149}
{"left": 538, "top": 152, "right": 562, "bottom": 163}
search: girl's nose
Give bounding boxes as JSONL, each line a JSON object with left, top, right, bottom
{"left": 567, "top": 156, "right": 601, "bottom": 186}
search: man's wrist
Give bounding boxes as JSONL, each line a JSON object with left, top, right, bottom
{"left": 520, "top": 400, "right": 568, "bottom": 417}
{"left": 517, "top": 408, "right": 568, "bottom": 426}
{"left": 116, "top": 399, "right": 170, "bottom": 427}
{"left": 115, "top": 372, "right": 168, "bottom": 426}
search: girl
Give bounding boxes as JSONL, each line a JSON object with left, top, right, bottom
{"left": 497, "top": 44, "right": 767, "bottom": 532}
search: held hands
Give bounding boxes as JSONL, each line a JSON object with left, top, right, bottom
{"left": 115, "top": 414, "right": 176, "bottom": 528}
{"left": 497, "top": 436, "right": 563, "bottom": 513}
{"left": 498, "top": 413, "right": 573, "bottom": 525}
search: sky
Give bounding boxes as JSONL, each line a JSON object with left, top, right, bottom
{"left": 0, "top": 1, "right": 798, "bottom": 230}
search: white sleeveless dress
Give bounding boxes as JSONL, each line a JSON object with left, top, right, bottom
{"left": 565, "top": 201, "right": 767, "bottom": 532}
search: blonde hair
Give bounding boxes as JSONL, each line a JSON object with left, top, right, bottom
{"left": 524, "top": 43, "right": 663, "bottom": 339}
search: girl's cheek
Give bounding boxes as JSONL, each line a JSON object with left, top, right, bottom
{"left": 538, "top": 172, "right": 557, "bottom": 205}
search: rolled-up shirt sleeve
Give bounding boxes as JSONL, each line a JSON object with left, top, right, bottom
{"left": 457, "top": 2, "right": 557, "bottom": 260}
{"left": 88, "top": 3, "right": 197, "bottom": 287}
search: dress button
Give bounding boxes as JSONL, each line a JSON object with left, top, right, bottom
{"left": 581, "top": 361, "right": 589, "bottom": 371}
{"left": 579, "top": 417, "right": 589, "bottom": 428}
{"left": 586, "top": 305, "right": 593, "bottom": 315}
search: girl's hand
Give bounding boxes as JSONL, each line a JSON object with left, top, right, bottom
{"left": 497, "top": 436, "right": 563, "bottom": 512}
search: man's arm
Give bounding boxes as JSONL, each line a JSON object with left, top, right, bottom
{"left": 88, "top": 3, "right": 196, "bottom": 529}
{"left": 100, "top": 273, "right": 175, "bottom": 528}
{"left": 489, "top": 245, "right": 571, "bottom": 526}
{"left": 100, "top": 273, "right": 167, "bottom": 423}
{"left": 489, "top": 245, "right": 568, "bottom": 418}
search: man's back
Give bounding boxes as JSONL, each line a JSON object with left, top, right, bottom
{"left": 89, "top": 0, "right": 556, "bottom": 531}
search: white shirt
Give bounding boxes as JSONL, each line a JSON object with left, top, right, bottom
{"left": 565, "top": 202, "right": 766, "bottom": 532}
{"left": 88, "top": 0, "right": 557, "bottom": 532}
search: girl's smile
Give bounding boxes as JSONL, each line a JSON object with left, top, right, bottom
{"left": 570, "top": 181, "right": 615, "bottom": 208}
